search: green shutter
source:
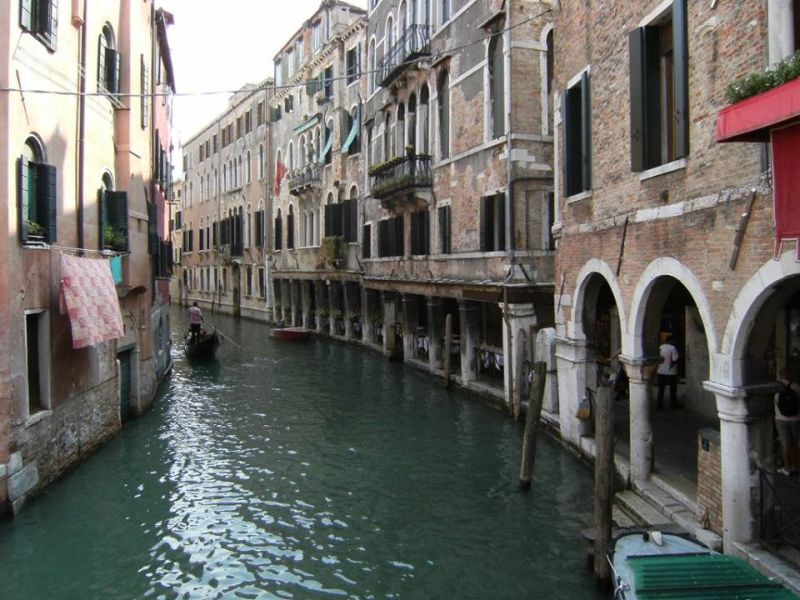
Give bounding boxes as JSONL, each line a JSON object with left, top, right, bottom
{"left": 106, "top": 191, "right": 128, "bottom": 251}
{"left": 20, "top": 0, "right": 33, "bottom": 31}
{"left": 581, "top": 71, "right": 592, "bottom": 191}
{"left": 628, "top": 29, "right": 645, "bottom": 172}
{"left": 38, "top": 164, "right": 57, "bottom": 243}
{"left": 673, "top": 0, "right": 689, "bottom": 159}
{"left": 98, "top": 189, "right": 106, "bottom": 248}
{"left": 18, "top": 156, "right": 29, "bottom": 242}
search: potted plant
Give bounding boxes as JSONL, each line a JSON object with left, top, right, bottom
{"left": 26, "top": 219, "right": 45, "bottom": 240}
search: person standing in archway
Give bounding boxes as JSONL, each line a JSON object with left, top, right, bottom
{"left": 657, "top": 333, "right": 679, "bottom": 409}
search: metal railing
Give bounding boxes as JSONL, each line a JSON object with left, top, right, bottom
{"left": 378, "top": 24, "right": 432, "bottom": 86}
{"left": 760, "top": 468, "right": 800, "bottom": 554}
{"left": 369, "top": 154, "right": 432, "bottom": 200}
{"left": 288, "top": 164, "right": 322, "bottom": 195}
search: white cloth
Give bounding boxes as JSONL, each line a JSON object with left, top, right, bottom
{"left": 189, "top": 306, "right": 203, "bottom": 325}
{"left": 657, "top": 343, "right": 678, "bottom": 376}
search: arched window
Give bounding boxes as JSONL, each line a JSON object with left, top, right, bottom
{"left": 396, "top": 103, "right": 406, "bottom": 156}
{"left": 323, "top": 119, "right": 334, "bottom": 166}
{"left": 545, "top": 28, "right": 554, "bottom": 135}
{"left": 222, "top": 164, "right": 228, "bottom": 192}
{"left": 420, "top": 83, "right": 430, "bottom": 154}
{"left": 488, "top": 33, "right": 505, "bottom": 139}
{"left": 288, "top": 142, "right": 295, "bottom": 171}
{"left": 246, "top": 151, "right": 252, "bottom": 183}
{"left": 287, "top": 204, "right": 295, "bottom": 249}
{"left": 399, "top": 1, "right": 408, "bottom": 40}
{"left": 258, "top": 144, "right": 265, "bottom": 179}
{"left": 274, "top": 208, "right": 283, "bottom": 250}
{"left": 350, "top": 185, "right": 359, "bottom": 200}
{"left": 246, "top": 205, "right": 252, "bottom": 247}
{"left": 237, "top": 155, "right": 243, "bottom": 187}
{"left": 383, "top": 110, "right": 392, "bottom": 161}
{"left": 368, "top": 38, "right": 377, "bottom": 94}
{"left": 300, "top": 136, "right": 307, "bottom": 169}
{"left": 437, "top": 70, "right": 449, "bottom": 159}
{"left": 98, "top": 24, "right": 120, "bottom": 97}
{"left": 385, "top": 16, "right": 395, "bottom": 57}
{"left": 407, "top": 93, "right": 417, "bottom": 151}
{"left": 314, "top": 127, "right": 322, "bottom": 163}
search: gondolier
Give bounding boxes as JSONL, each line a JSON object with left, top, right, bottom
{"left": 188, "top": 302, "right": 203, "bottom": 341}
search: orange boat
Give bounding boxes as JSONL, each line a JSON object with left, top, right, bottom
{"left": 270, "top": 327, "right": 312, "bottom": 341}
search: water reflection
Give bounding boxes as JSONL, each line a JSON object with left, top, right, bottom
{"left": 0, "top": 309, "right": 604, "bottom": 600}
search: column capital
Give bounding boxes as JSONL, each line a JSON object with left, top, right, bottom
{"left": 620, "top": 355, "right": 661, "bottom": 383}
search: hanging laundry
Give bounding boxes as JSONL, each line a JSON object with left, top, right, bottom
{"left": 60, "top": 254, "right": 124, "bottom": 349}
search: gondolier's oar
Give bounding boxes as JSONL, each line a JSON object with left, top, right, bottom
{"left": 208, "top": 324, "right": 244, "bottom": 351}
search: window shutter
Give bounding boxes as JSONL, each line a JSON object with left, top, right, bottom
{"left": 333, "top": 203, "right": 343, "bottom": 237}
{"left": 349, "top": 199, "right": 357, "bottom": 242}
{"left": 628, "top": 29, "right": 645, "bottom": 172}
{"left": 148, "top": 201, "right": 158, "bottom": 255}
{"left": 494, "top": 194, "right": 506, "bottom": 251}
{"left": 395, "top": 215, "right": 404, "bottom": 256}
{"left": 581, "top": 71, "right": 592, "bottom": 191}
{"left": 98, "top": 189, "right": 106, "bottom": 247}
{"left": 141, "top": 56, "right": 149, "bottom": 129}
{"left": 324, "top": 204, "right": 333, "bottom": 237}
{"left": 106, "top": 48, "right": 120, "bottom": 96}
{"left": 17, "top": 156, "right": 29, "bottom": 242}
{"left": 411, "top": 212, "right": 419, "bottom": 254}
{"left": 38, "top": 164, "right": 57, "bottom": 243}
{"left": 362, "top": 223, "right": 371, "bottom": 258}
{"left": 480, "top": 195, "right": 491, "bottom": 252}
{"left": 562, "top": 89, "right": 575, "bottom": 195}
{"left": 20, "top": 0, "right": 33, "bottom": 31}
{"left": 37, "top": 0, "right": 57, "bottom": 48}
{"left": 107, "top": 191, "right": 128, "bottom": 251}
{"left": 275, "top": 216, "right": 282, "bottom": 250}
{"left": 98, "top": 36, "right": 106, "bottom": 91}
{"left": 673, "top": 0, "right": 689, "bottom": 159}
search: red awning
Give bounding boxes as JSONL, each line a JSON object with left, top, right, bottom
{"left": 716, "top": 77, "right": 800, "bottom": 143}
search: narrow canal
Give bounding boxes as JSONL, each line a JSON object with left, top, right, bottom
{"left": 0, "top": 309, "right": 604, "bottom": 599}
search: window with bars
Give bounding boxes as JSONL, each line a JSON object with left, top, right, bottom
{"left": 346, "top": 46, "right": 360, "bottom": 85}
{"left": 410, "top": 210, "right": 429, "bottom": 256}
{"left": 438, "top": 205, "right": 451, "bottom": 254}
{"left": 18, "top": 140, "right": 58, "bottom": 245}
{"left": 98, "top": 24, "right": 121, "bottom": 101}
{"left": 140, "top": 55, "right": 149, "bottom": 129}
{"left": 362, "top": 223, "right": 372, "bottom": 258}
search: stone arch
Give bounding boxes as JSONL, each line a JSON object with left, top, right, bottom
{"left": 570, "top": 259, "right": 627, "bottom": 345}
{"left": 628, "top": 257, "right": 717, "bottom": 360}
{"left": 720, "top": 250, "right": 800, "bottom": 387}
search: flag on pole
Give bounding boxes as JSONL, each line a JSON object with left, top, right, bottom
{"left": 274, "top": 160, "right": 287, "bottom": 196}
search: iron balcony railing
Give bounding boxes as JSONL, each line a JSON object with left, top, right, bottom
{"left": 378, "top": 24, "right": 432, "bottom": 87}
{"left": 288, "top": 164, "right": 322, "bottom": 196}
{"left": 369, "top": 154, "right": 432, "bottom": 200}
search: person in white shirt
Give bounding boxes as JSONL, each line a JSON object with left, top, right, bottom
{"left": 188, "top": 302, "right": 203, "bottom": 341}
{"left": 657, "top": 333, "right": 679, "bottom": 409}
{"left": 775, "top": 368, "right": 800, "bottom": 475}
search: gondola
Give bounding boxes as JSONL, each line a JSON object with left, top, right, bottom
{"left": 184, "top": 327, "right": 220, "bottom": 359}
{"left": 270, "top": 327, "right": 312, "bottom": 341}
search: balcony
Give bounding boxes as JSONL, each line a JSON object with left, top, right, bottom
{"left": 369, "top": 154, "right": 432, "bottom": 201}
{"left": 378, "top": 24, "right": 431, "bottom": 88}
{"left": 288, "top": 164, "right": 322, "bottom": 196}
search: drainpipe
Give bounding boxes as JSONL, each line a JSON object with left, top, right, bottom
{"left": 504, "top": 12, "right": 514, "bottom": 273}
{"left": 265, "top": 80, "right": 274, "bottom": 320}
{"left": 76, "top": 0, "right": 88, "bottom": 251}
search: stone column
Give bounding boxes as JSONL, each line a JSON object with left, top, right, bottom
{"left": 280, "top": 280, "right": 290, "bottom": 324}
{"left": 382, "top": 291, "right": 398, "bottom": 357}
{"left": 459, "top": 300, "right": 480, "bottom": 385}
{"left": 500, "top": 303, "right": 537, "bottom": 417}
{"left": 705, "top": 382, "right": 760, "bottom": 553}
{"left": 343, "top": 283, "right": 353, "bottom": 339}
{"left": 623, "top": 357, "right": 660, "bottom": 484}
{"left": 401, "top": 295, "right": 417, "bottom": 359}
{"left": 301, "top": 281, "right": 312, "bottom": 329}
{"left": 361, "top": 287, "right": 371, "bottom": 343}
{"left": 427, "top": 297, "right": 444, "bottom": 372}
{"left": 769, "top": 0, "right": 795, "bottom": 65}
{"left": 554, "top": 335, "right": 588, "bottom": 445}
{"left": 536, "top": 328, "right": 559, "bottom": 415}
{"left": 315, "top": 282, "right": 326, "bottom": 333}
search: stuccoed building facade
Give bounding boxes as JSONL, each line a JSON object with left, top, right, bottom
{"left": 0, "top": 0, "right": 174, "bottom": 515}
{"left": 180, "top": 82, "right": 273, "bottom": 320}
{"left": 358, "top": 0, "right": 555, "bottom": 411}
{"left": 552, "top": 0, "right": 800, "bottom": 578}
{"left": 269, "top": 1, "right": 368, "bottom": 337}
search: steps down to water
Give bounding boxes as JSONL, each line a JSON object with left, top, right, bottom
{"left": 614, "top": 483, "right": 722, "bottom": 551}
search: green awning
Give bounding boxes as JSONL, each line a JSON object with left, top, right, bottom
{"left": 293, "top": 114, "right": 320, "bottom": 136}
{"left": 320, "top": 132, "right": 333, "bottom": 162}
{"left": 629, "top": 553, "right": 796, "bottom": 599}
{"left": 341, "top": 116, "right": 360, "bottom": 153}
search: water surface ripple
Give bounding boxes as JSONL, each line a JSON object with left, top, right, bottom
{"left": 0, "top": 310, "right": 603, "bottom": 599}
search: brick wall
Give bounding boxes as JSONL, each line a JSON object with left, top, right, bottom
{"left": 697, "top": 428, "right": 723, "bottom": 534}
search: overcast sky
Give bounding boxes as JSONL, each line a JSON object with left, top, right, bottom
{"left": 160, "top": 0, "right": 367, "bottom": 157}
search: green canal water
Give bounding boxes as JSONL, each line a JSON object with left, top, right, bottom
{"left": 0, "top": 310, "right": 604, "bottom": 599}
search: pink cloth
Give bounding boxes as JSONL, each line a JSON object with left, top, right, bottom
{"left": 60, "top": 254, "right": 124, "bottom": 349}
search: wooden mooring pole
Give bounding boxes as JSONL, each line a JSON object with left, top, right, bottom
{"left": 593, "top": 384, "right": 614, "bottom": 588}
{"left": 443, "top": 314, "right": 453, "bottom": 388}
{"left": 518, "top": 361, "right": 546, "bottom": 490}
